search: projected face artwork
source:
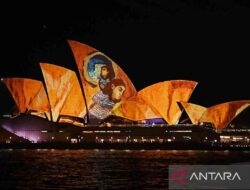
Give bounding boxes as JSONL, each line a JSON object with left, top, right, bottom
{"left": 84, "top": 54, "right": 115, "bottom": 90}
{"left": 83, "top": 53, "right": 126, "bottom": 122}
{"left": 68, "top": 41, "right": 137, "bottom": 123}
{"left": 111, "top": 85, "right": 125, "bottom": 101}
{"left": 88, "top": 78, "right": 126, "bottom": 122}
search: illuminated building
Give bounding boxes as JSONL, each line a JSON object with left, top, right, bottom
{"left": 0, "top": 41, "right": 249, "bottom": 146}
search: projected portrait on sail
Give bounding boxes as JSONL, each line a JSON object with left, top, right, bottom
{"left": 84, "top": 54, "right": 115, "bottom": 89}
{"left": 83, "top": 53, "right": 126, "bottom": 123}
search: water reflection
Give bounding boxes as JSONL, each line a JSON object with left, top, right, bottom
{"left": 0, "top": 150, "right": 249, "bottom": 189}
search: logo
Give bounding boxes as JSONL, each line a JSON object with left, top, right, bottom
{"left": 169, "top": 165, "right": 250, "bottom": 189}
{"left": 169, "top": 168, "right": 188, "bottom": 185}
{"left": 190, "top": 171, "right": 241, "bottom": 181}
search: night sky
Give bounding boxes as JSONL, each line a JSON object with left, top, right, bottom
{"left": 0, "top": 0, "right": 250, "bottom": 124}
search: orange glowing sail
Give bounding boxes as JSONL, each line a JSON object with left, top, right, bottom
{"left": 68, "top": 40, "right": 137, "bottom": 114}
{"left": 5, "top": 78, "right": 50, "bottom": 119}
{"left": 199, "top": 101, "right": 250, "bottom": 130}
{"left": 58, "top": 70, "right": 86, "bottom": 120}
{"left": 137, "top": 80, "right": 198, "bottom": 124}
{"left": 40, "top": 63, "right": 86, "bottom": 122}
{"left": 112, "top": 95, "right": 162, "bottom": 121}
{"left": 179, "top": 102, "right": 207, "bottom": 124}
{"left": 29, "top": 82, "right": 51, "bottom": 120}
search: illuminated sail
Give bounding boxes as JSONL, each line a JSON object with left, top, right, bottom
{"left": 199, "top": 101, "right": 250, "bottom": 130}
{"left": 112, "top": 95, "right": 161, "bottom": 121}
{"left": 40, "top": 63, "right": 86, "bottom": 122}
{"left": 5, "top": 78, "right": 50, "bottom": 119}
{"left": 68, "top": 40, "right": 137, "bottom": 119}
{"left": 180, "top": 102, "right": 207, "bottom": 124}
{"left": 137, "top": 80, "right": 198, "bottom": 124}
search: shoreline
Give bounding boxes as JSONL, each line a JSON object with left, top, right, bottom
{"left": 1, "top": 142, "right": 250, "bottom": 151}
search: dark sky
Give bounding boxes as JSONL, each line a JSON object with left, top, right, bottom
{"left": 0, "top": 0, "right": 250, "bottom": 123}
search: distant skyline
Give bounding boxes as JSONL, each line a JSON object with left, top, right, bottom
{"left": 1, "top": 0, "right": 250, "bottom": 123}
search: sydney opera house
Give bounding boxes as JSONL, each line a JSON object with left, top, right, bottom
{"left": 0, "top": 40, "right": 250, "bottom": 147}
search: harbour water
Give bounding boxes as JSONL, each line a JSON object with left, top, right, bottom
{"left": 0, "top": 149, "right": 250, "bottom": 189}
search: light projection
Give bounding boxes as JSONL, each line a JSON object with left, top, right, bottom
{"left": 112, "top": 80, "right": 197, "bottom": 124}
{"left": 180, "top": 102, "right": 207, "bottom": 124}
{"left": 2, "top": 40, "right": 249, "bottom": 129}
{"left": 112, "top": 95, "right": 162, "bottom": 121}
{"left": 136, "top": 80, "right": 198, "bottom": 124}
{"left": 40, "top": 63, "right": 86, "bottom": 122}
{"left": 68, "top": 40, "right": 137, "bottom": 122}
{"left": 5, "top": 78, "right": 50, "bottom": 120}
{"left": 199, "top": 101, "right": 250, "bottom": 130}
